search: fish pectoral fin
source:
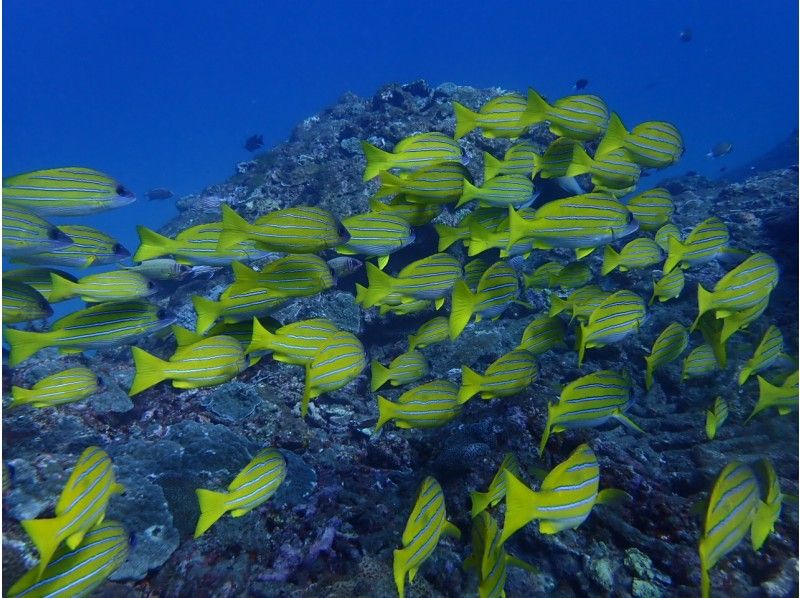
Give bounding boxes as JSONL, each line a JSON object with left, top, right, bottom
{"left": 595, "top": 488, "right": 631, "bottom": 506}
{"left": 408, "top": 565, "right": 420, "bottom": 583}
{"left": 230, "top": 507, "right": 252, "bottom": 518}
{"left": 441, "top": 520, "right": 461, "bottom": 540}
{"left": 377, "top": 255, "right": 390, "bottom": 270}
{"left": 613, "top": 413, "right": 645, "bottom": 434}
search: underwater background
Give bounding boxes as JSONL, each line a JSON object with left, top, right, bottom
{"left": 2, "top": 1, "right": 799, "bottom": 597}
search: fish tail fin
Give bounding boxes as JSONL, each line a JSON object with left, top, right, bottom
{"left": 538, "top": 406, "right": 553, "bottom": 454}
{"left": 466, "top": 229, "right": 493, "bottom": 257}
{"left": 9, "top": 386, "right": 33, "bottom": 408}
{"left": 601, "top": 245, "right": 621, "bottom": 276}
{"left": 453, "top": 101, "right": 479, "bottom": 140}
{"left": 701, "top": 566, "right": 711, "bottom": 598}
{"left": 523, "top": 87, "right": 549, "bottom": 124}
{"left": 374, "top": 170, "right": 404, "bottom": 199}
{"left": 705, "top": 409, "right": 717, "bottom": 440}
{"left": 375, "top": 395, "right": 397, "bottom": 431}
{"left": 662, "top": 235, "right": 685, "bottom": 274}
{"left": 576, "top": 323, "right": 587, "bottom": 366}
{"left": 751, "top": 500, "right": 776, "bottom": 551}
{"left": 458, "top": 365, "right": 483, "bottom": 403}
{"left": 434, "top": 224, "right": 462, "bottom": 252}
{"left": 499, "top": 471, "right": 537, "bottom": 546}
{"left": 644, "top": 356, "right": 655, "bottom": 391}
{"left": 172, "top": 324, "right": 203, "bottom": 347}
{"left": 469, "top": 490, "right": 493, "bottom": 518}
{"left": 648, "top": 288, "right": 657, "bottom": 306}
{"left": 133, "top": 225, "right": 173, "bottom": 262}
{"left": 361, "top": 262, "right": 394, "bottom": 308}
{"left": 596, "top": 112, "right": 626, "bottom": 155}
{"left": 47, "top": 273, "right": 78, "bottom": 302}
{"left": 746, "top": 376, "right": 780, "bottom": 423}
{"left": 300, "top": 366, "right": 314, "bottom": 417}
{"left": 392, "top": 547, "right": 410, "bottom": 598}
{"left": 407, "top": 333, "right": 418, "bottom": 351}
{"left": 691, "top": 285, "right": 713, "bottom": 332}
{"left": 737, "top": 364, "right": 753, "bottom": 386}
{"left": 21, "top": 516, "right": 63, "bottom": 577}
{"left": 370, "top": 361, "right": 391, "bottom": 392}
{"left": 506, "top": 205, "right": 530, "bottom": 251}
{"left": 354, "top": 283, "right": 369, "bottom": 305}
{"left": 4, "top": 327, "right": 49, "bottom": 367}
{"left": 565, "top": 143, "right": 592, "bottom": 177}
{"left": 483, "top": 151, "right": 503, "bottom": 180}
{"left": 218, "top": 204, "right": 252, "bottom": 250}
{"left": 449, "top": 280, "right": 476, "bottom": 340}
{"left": 194, "top": 488, "right": 229, "bottom": 538}
{"left": 246, "top": 316, "right": 275, "bottom": 355}
{"left": 455, "top": 179, "right": 478, "bottom": 208}
{"left": 548, "top": 295, "right": 567, "bottom": 317}
{"left": 361, "top": 141, "right": 393, "bottom": 181}
{"left": 192, "top": 295, "right": 223, "bottom": 334}
{"left": 129, "top": 347, "right": 168, "bottom": 396}
{"left": 230, "top": 261, "right": 258, "bottom": 285}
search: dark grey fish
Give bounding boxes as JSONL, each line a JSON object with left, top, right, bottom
{"left": 680, "top": 28, "right": 692, "bottom": 42}
{"left": 145, "top": 188, "right": 174, "bottom": 201}
{"left": 574, "top": 78, "right": 588, "bottom": 90}
{"left": 245, "top": 134, "right": 264, "bottom": 152}
{"left": 327, "top": 256, "right": 363, "bottom": 279}
{"left": 707, "top": 142, "right": 733, "bottom": 158}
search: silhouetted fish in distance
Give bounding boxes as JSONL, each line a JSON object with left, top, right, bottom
{"left": 574, "top": 79, "right": 588, "bottom": 90}
{"left": 244, "top": 134, "right": 264, "bottom": 152}
{"left": 145, "top": 188, "right": 174, "bottom": 201}
{"left": 680, "top": 28, "right": 693, "bottom": 42}
{"left": 707, "top": 142, "right": 733, "bottom": 158}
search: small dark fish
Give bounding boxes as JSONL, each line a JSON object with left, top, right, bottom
{"left": 680, "top": 28, "right": 692, "bottom": 42}
{"left": 686, "top": 170, "right": 699, "bottom": 176}
{"left": 244, "top": 134, "right": 264, "bottom": 152}
{"left": 574, "top": 78, "right": 589, "bottom": 90}
{"left": 707, "top": 142, "right": 733, "bottom": 158}
{"left": 327, "top": 256, "right": 363, "bottom": 279}
{"left": 145, "top": 188, "right": 174, "bottom": 201}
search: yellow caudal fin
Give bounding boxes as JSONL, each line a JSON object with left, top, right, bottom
{"left": 449, "top": 280, "right": 476, "bottom": 340}
{"left": 361, "top": 262, "right": 395, "bottom": 308}
{"left": 246, "top": 317, "right": 276, "bottom": 355}
{"left": 506, "top": 205, "right": 532, "bottom": 251}
{"left": 705, "top": 409, "right": 717, "bottom": 440}
{"left": 300, "top": 364, "right": 317, "bottom": 417}
{"left": 133, "top": 225, "right": 174, "bottom": 262}
{"left": 47, "top": 273, "right": 78, "bottom": 302}
{"left": 455, "top": 179, "right": 479, "bottom": 209}
{"left": 601, "top": 245, "right": 621, "bottom": 276}
{"left": 375, "top": 395, "right": 397, "bottom": 431}
{"left": 738, "top": 364, "right": 754, "bottom": 386}
{"left": 21, "top": 516, "right": 64, "bottom": 577}
{"left": 9, "top": 386, "right": 33, "bottom": 408}
{"left": 218, "top": 204, "right": 252, "bottom": 250}
{"left": 370, "top": 361, "right": 391, "bottom": 392}
{"left": 469, "top": 489, "right": 494, "bottom": 518}
{"left": 453, "top": 101, "right": 479, "bottom": 140}
{"left": 751, "top": 500, "right": 777, "bottom": 551}
{"left": 458, "top": 365, "right": 483, "bottom": 404}
{"left": 374, "top": 170, "right": 404, "bottom": 199}
{"left": 129, "top": 347, "right": 168, "bottom": 396}
{"left": 434, "top": 224, "right": 463, "bottom": 252}
{"left": 483, "top": 151, "right": 503, "bottom": 181}
{"left": 565, "top": 143, "right": 593, "bottom": 177}
{"left": 662, "top": 235, "right": 686, "bottom": 274}
{"left": 192, "top": 295, "right": 223, "bottom": 334}
{"left": 596, "top": 112, "right": 627, "bottom": 156}
{"left": 172, "top": 324, "right": 203, "bottom": 348}
{"left": 230, "top": 261, "right": 259, "bottom": 285}
{"left": 354, "top": 283, "right": 369, "bottom": 305}
{"left": 537, "top": 405, "right": 554, "bottom": 455}
{"left": 361, "top": 141, "right": 393, "bottom": 181}
{"left": 194, "top": 488, "right": 230, "bottom": 538}
{"left": 393, "top": 546, "right": 411, "bottom": 598}
{"left": 4, "top": 327, "right": 50, "bottom": 367}
{"left": 691, "top": 285, "right": 714, "bottom": 332}
{"left": 576, "top": 323, "right": 588, "bottom": 366}
{"left": 644, "top": 355, "right": 655, "bottom": 391}
{"left": 548, "top": 295, "right": 568, "bottom": 317}
{"left": 523, "top": 87, "right": 549, "bottom": 125}
{"left": 499, "top": 471, "right": 538, "bottom": 545}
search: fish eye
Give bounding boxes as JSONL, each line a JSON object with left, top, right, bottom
{"left": 156, "top": 308, "right": 168, "bottom": 319}
{"left": 116, "top": 185, "right": 134, "bottom": 197}
{"left": 48, "top": 228, "right": 61, "bottom": 240}
{"left": 147, "top": 281, "right": 156, "bottom": 290}
{"left": 337, "top": 223, "right": 351, "bottom": 241}
{"left": 96, "top": 376, "right": 106, "bottom": 389}
{"left": 129, "top": 532, "right": 137, "bottom": 548}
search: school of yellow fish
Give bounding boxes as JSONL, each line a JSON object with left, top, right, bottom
{"left": 2, "top": 85, "right": 796, "bottom": 597}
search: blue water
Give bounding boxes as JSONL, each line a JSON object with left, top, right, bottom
{"left": 4, "top": 1, "right": 797, "bottom": 256}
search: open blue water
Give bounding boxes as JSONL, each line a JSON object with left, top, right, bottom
{"left": 4, "top": 1, "right": 797, "bottom": 255}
